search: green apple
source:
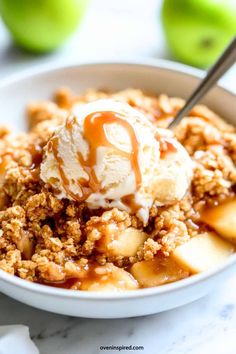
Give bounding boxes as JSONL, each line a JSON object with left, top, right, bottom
{"left": 161, "top": 0, "right": 236, "bottom": 68}
{"left": 0, "top": 0, "right": 89, "bottom": 53}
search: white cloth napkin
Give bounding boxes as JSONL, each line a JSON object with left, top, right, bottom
{"left": 0, "top": 326, "right": 39, "bottom": 354}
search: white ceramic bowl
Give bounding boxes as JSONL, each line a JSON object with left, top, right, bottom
{"left": 0, "top": 60, "right": 236, "bottom": 319}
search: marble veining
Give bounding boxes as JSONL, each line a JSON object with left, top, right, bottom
{"left": 219, "top": 304, "right": 235, "bottom": 320}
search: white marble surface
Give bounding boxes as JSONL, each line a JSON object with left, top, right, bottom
{"left": 0, "top": 275, "right": 236, "bottom": 354}
{"left": 0, "top": 1, "right": 236, "bottom": 353}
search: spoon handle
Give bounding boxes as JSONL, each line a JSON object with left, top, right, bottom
{"left": 169, "top": 36, "right": 236, "bottom": 129}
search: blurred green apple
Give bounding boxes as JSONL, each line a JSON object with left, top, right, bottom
{"left": 162, "top": 0, "right": 236, "bottom": 68}
{"left": 0, "top": 0, "right": 89, "bottom": 53}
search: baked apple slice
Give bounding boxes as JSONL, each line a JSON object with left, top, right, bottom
{"left": 98, "top": 227, "right": 148, "bottom": 257}
{"left": 80, "top": 263, "right": 139, "bottom": 291}
{"left": 172, "top": 232, "right": 234, "bottom": 274}
{"left": 201, "top": 200, "right": 236, "bottom": 244}
{"left": 130, "top": 256, "right": 189, "bottom": 287}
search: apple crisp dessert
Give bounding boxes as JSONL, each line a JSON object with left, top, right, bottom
{"left": 0, "top": 88, "right": 235, "bottom": 291}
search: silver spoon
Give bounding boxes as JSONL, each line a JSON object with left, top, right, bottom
{"left": 169, "top": 36, "right": 236, "bottom": 129}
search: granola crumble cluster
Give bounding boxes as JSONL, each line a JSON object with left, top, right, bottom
{"left": 0, "top": 88, "right": 235, "bottom": 289}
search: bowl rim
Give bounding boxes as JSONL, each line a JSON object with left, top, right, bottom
{"left": 0, "top": 58, "right": 235, "bottom": 300}
{"left": 0, "top": 57, "right": 235, "bottom": 98}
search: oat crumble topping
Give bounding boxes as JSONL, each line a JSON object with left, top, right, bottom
{"left": 0, "top": 88, "right": 235, "bottom": 289}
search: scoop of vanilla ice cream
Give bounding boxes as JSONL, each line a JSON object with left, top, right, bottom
{"left": 40, "top": 99, "right": 192, "bottom": 224}
{"left": 151, "top": 129, "right": 193, "bottom": 205}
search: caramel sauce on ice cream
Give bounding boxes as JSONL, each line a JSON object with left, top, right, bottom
{"left": 40, "top": 99, "right": 193, "bottom": 223}
{"left": 82, "top": 111, "right": 141, "bottom": 189}
{"left": 48, "top": 111, "right": 142, "bottom": 202}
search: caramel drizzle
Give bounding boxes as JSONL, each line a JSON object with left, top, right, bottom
{"left": 0, "top": 152, "right": 12, "bottom": 175}
{"left": 155, "top": 134, "right": 177, "bottom": 159}
{"left": 160, "top": 140, "right": 177, "bottom": 158}
{"left": 121, "top": 194, "right": 142, "bottom": 213}
{"left": 50, "top": 111, "right": 142, "bottom": 202}
{"left": 48, "top": 136, "right": 82, "bottom": 201}
{"left": 0, "top": 156, "right": 7, "bottom": 175}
